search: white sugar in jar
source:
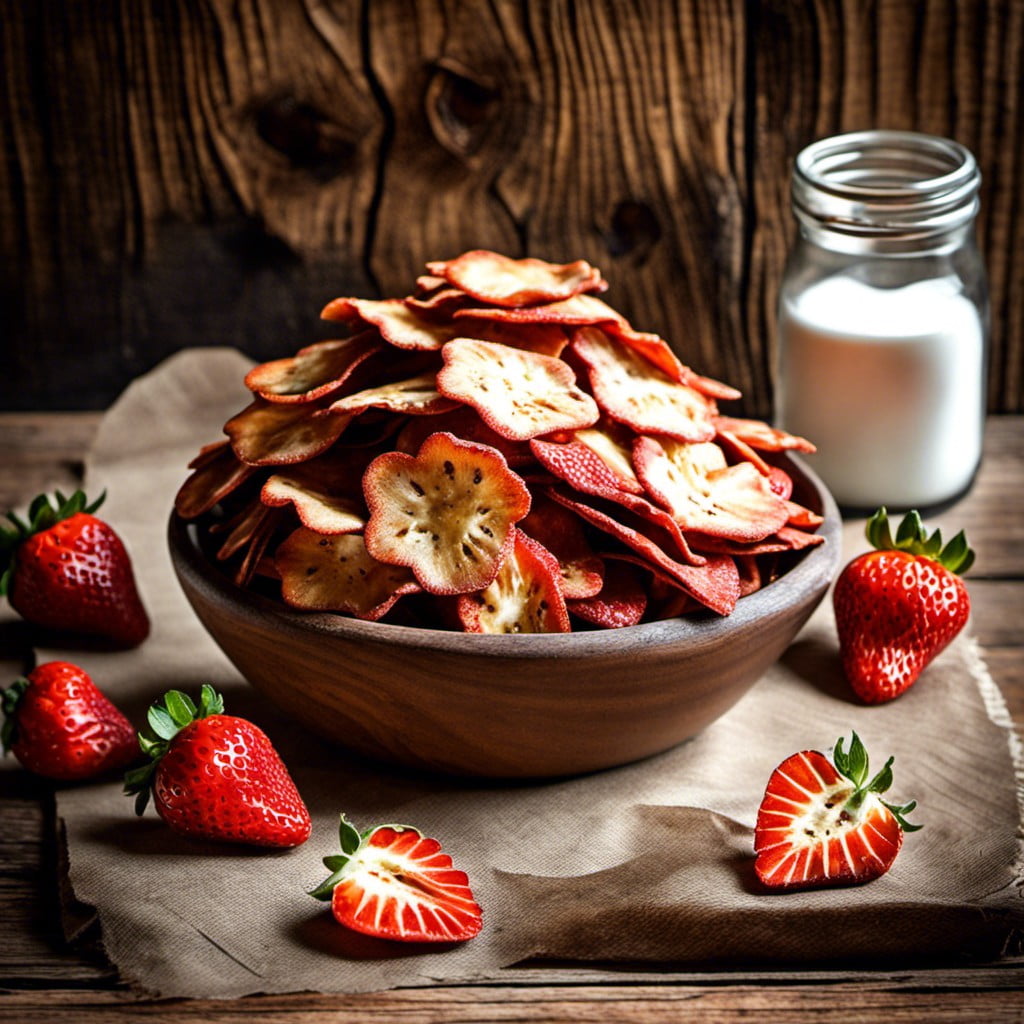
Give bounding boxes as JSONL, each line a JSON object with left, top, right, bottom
{"left": 775, "top": 131, "right": 988, "bottom": 512}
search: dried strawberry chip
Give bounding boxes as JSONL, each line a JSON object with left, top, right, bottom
{"left": 403, "top": 285, "right": 471, "bottom": 318}
{"left": 426, "top": 250, "right": 607, "bottom": 307}
{"left": 530, "top": 438, "right": 702, "bottom": 565}
{"left": 362, "top": 431, "right": 531, "bottom": 595}
{"left": 690, "top": 526, "right": 825, "bottom": 556}
{"left": 321, "top": 297, "right": 459, "bottom": 351}
{"left": 174, "top": 441, "right": 256, "bottom": 519}
{"left": 529, "top": 437, "right": 641, "bottom": 496}
{"left": 244, "top": 334, "right": 381, "bottom": 404}
{"left": 276, "top": 528, "right": 420, "bottom": 621}
{"left": 261, "top": 470, "right": 366, "bottom": 536}
{"left": 394, "top": 407, "right": 533, "bottom": 466}
{"left": 736, "top": 555, "right": 762, "bottom": 598}
{"left": 547, "top": 488, "right": 739, "bottom": 615}
{"left": 453, "top": 292, "right": 621, "bottom": 326}
{"left": 785, "top": 500, "right": 825, "bottom": 529}
{"left": 567, "top": 560, "right": 647, "bottom": 629}
{"left": 572, "top": 327, "right": 716, "bottom": 443}
{"left": 234, "top": 507, "right": 281, "bottom": 587}
{"left": 713, "top": 415, "right": 816, "bottom": 453}
{"left": 456, "top": 318, "right": 569, "bottom": 358}
{"left": 457, "top": 529, "right": 570, "bottom": 634}
{"left": 212, "top": 500, "right": 269, "bottom": 561}
{"left": 632, "top": 435, "right": 790, "bottom": 542}
{"left": 436, "top": 338, "right": 599, "bottom": 441}
{"left": 768, "top": 466, "right": 794, "bottom": 499}
{"left": 328, "top": 373, "right": 460, "bottom": 418}
{"left": 224, "top": 397, "right": 352, "bottom": 466}
{"left": 572, "top": 426, "right": 644, "bottom": 493}
{"left": 519, "top": 491, "right": 604, "bottom": 599}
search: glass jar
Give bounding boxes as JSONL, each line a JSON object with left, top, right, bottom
{"left": 774, "top": 130, "right": 988, "bottom": 512}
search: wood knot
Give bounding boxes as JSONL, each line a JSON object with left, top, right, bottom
{"left": 604, "top": 200, "right": 662, "bottom": 262}
{"left": 254, "top": 94, "right": 356, "bottom": 181}
{"left": 425, "top": 59, "right": 501, "bottom": 161}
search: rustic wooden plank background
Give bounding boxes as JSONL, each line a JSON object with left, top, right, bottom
{"left": 2, "top": 0, "right": 1022, "bottom": 416}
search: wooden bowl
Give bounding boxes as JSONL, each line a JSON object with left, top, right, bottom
{"left": 168, "top": 456, "right": 841, "bottom": 779}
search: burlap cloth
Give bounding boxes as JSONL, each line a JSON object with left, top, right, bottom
{"left": 14, "top": 349, "right": 1024, "bottom": 997}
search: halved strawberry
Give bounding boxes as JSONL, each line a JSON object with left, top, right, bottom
{"left": 309, "top": 814, "right": 482, "bottom": 943}
{"left": 754, "top": 732, "right": 920, "bottom": 891}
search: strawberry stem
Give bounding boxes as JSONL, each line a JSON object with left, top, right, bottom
{"left": 832, "top": 732, "right": 920, "bottom": 831}
{"left": 865, "top": 507, "right": 974, "bottom": 575}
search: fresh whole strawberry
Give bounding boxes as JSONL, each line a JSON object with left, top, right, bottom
{"left": 1, "top": 661, "right": 137, "bottom": 781}
{"left": 310, "top": 813, "right": 482, "bottom": 942}
{"left": 833, "top": 507, "right": 973, "bottom": 704}
{"left": 1, "top": 490, "right": 149, "bottom": 648}
{"left": 124, "top": 685, "right": 311, "bottom": 848}
{"left": 754, "top": 732, "right": 920, "bottom": 891}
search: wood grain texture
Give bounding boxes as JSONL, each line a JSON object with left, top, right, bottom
{"left": 2, "top": 0, "right": 1022, "bottom": 415}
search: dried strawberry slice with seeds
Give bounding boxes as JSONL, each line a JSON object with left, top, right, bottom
{"left": 571, "top": 327, "right": 717, "bottom": 443}
{"left": 276, "top": 528, "right": 420, "bottom": 621}
{"left": 174, "top": 441, "right": 256, "bottom": 519}
{"left": 566, "top": 560, "right": 647, "bottom": 629}
{"left": 632, "top": 435, "right": 790, "bottom": 542}
{"left": 436, "top": 338, "right": 599, "bottom": 442}
{"left": 321, "top": 297, "right": 460, "bottom": 352}
{"left": 261, "top": 471, "right": 366, "bottom": 536}
{"left": 530, "top": 438, "right": 703, "bottom": 566}
{"left": 547, "top": 488, "right": 739, "bottom": 615}
{"left": 519, "top": 491, "right": 604, "bottom": 599}
{"left": 362, "top": 432, "right": 531, "bottom": 595}
{"left": 244, "top": 334, "right": 381, "bottom": 404}
{"left": 457, "top": 529, "right": 570, "bottom": 634}
{"left": 426, "top": 250, "right": 607, "bottom": 307}
{"left": 328, "top": 373, "right": 460, "bottom": 418}
{"left": 224, "top": 399, "right": 352, "bottom": 467}
{"left": 453, "top": 292, "right": 622, "bottom": 326}
{"left": 394, "top": 407, "right": 533, "bottom": 467}
{"left": 713, "top": 415, "right": 816, "bottom": 453}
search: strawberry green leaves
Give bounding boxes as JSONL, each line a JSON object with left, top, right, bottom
{"left": 865, "top": 507, "right": 975, "bottom": 575}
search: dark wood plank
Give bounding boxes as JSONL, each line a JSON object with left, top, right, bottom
{"left": 2, "top": 1, "right": 1022, "bottom": 415}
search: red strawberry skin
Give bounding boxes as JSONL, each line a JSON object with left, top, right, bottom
{"left": 754, "top": 748, "right": 903, "bottom": 891}
{"left": 833, "top": 549, "right": 970, "bottom": 703}
{"left": 9, "top": 512, "right": 150, "bottom": 648}
{"left": 153, "top": 714, "right": 311, "bottom": 848}
{"left": 4, "top": 661, "right": 136, "bottom": 781}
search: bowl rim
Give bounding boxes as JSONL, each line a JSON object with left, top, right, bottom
{"left": 168, "top": 453, "right": 842, "bottom": 659}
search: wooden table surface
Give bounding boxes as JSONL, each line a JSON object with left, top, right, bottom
{"left": 1, "top": 412, "right": 1022, "bottom": 1023}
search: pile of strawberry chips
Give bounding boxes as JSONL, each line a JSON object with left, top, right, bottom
{"left": 175, "top": 250, "right": 824, "bottom": 633}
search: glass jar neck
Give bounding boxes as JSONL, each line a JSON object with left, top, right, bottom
{"left": 792, "top": 130, "right": 981, "bottom": 256}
